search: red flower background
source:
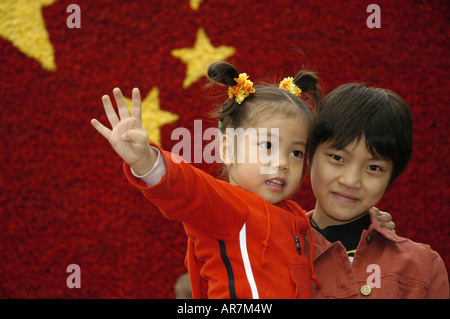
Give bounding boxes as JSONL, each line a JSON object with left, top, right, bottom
{"left": 0, "top": 0, "right": 448, "bottom": 298}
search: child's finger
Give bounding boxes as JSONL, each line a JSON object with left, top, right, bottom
{"left": 102, "top": 94, "right": 119, "bottom": 127}
{"left": 113, "top": 87, "right": 130, "bottom": 120}
{"left": 383, "top": 221, "right": 396, "bottom": 232}
{"left": 91, "top": 118, "right": 112, "bottom": 140}
{"left": 371, "top": 206, "right": 381, "bottom": 215}
{"left": 389, "top": 222, "right": 395, "bottom": 232}
{"left": 377, "top": 211, "right": 392, "bottom": 222}
{"left": 131, "top": 88, "right": 142, "bottom": 121}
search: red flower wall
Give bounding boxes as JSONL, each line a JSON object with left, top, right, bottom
{"left": 0, "top": 0, "right": 448, "bottom": 298}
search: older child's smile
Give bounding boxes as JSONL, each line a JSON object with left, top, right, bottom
{"left": 331, "top": 191, "right": 359, "bottom": 203}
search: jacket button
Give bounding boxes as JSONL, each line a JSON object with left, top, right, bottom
{"left": 360, "top": 284, "right": 372, "bottom": 296}
{"left": 365, "top": 234, "right": 373, "bottom": 243}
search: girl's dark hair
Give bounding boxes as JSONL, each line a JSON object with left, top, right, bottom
{"left": 207, "top": 61, "right": 322, "bottom": 132}
{"left": 308, "top": 83, "right": 413, "bottom": 185}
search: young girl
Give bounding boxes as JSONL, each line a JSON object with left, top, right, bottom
{"left": 91, "top": 62, "right": 322, "bottom": 298}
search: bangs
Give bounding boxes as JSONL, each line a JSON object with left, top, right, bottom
{"left": 243, "top": 86, "right": 312, "bottom": 129}
{"left": 324, "top": 106, "right": 398, "bottom": 161}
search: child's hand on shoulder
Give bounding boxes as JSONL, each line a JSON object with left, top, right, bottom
{"left": 372, "top": 207, "right": 396, "bottom": 233}
{"left": 91, "top": 87, "right": 157, "bottom": 175}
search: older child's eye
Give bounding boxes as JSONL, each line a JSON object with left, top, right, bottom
{"left": 330, "top": 154, "right": 343, "bottom": 162}
{"left": 292, "top": 150, "right": 303, "bottom": 158}
{"left": 368, "top": 165, "right": 382, "bottom": 172}
{"left": 260, "top": 142, "right": 272, "bottom": 150}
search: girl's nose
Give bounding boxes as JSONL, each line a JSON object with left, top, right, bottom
{"left": 278, "top": 155, "right": 289, "bottom": 173}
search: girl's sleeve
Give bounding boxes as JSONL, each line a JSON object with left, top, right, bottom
{"left": 123, "top": 144, "right": 258, "bottom": 240}
{"left": 130, "top": 146, "right": 166, "bottom": 186}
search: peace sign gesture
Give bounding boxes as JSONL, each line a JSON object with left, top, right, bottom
{"left": 91, "top": 88, "right": 157, "bottom": 175}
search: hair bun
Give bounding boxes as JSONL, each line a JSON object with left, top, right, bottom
{"left": 293, "top": 71, "right": 322, "bottom": 106}
{"left": 207, "top": 62, "right": 239, "bottom": 86}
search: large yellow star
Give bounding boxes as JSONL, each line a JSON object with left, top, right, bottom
{"left": 171, "top": 28, "right": 236, "bottom": 88}
{"left": 125, "top": 88, "right": 179, "bottom": 146}
{"left": 0, "top": 0, "right": 57, "bottom": 71}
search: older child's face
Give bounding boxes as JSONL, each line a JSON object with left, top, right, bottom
{"left": 310, "top": 137, "right": 393, "bottom": 228}
{"left": 226, "top": 115, "right": 308, "bottom": 204}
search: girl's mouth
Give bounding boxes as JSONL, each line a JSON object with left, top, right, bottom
{"left": 265, "top": 178, "right": 286, "bottom": 192}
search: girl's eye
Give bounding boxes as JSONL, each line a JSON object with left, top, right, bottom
{"left": 292, "top": 150, "right": 303, "bottom": 158}
{"left": 368, "top": 165, "right": 382, "bottom": 172}
{"left": 260, "top": 142, "right": 272, "bottom": 149}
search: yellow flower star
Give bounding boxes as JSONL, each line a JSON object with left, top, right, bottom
{"left": 0, "top": 0, "right": 57, "bottom": 71}
{"left": 171, "top": 28, "right": 236, "bottom": 88}
{"left": 125, "top": 88, "right": 179, "bottom": 146}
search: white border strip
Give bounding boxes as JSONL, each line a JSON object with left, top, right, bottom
{"left": 239, "top": 223, "right": 259, "bottom": 299}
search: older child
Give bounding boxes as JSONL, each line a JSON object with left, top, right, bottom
{"left": 91, "top": 62, "right": 322, "bottom": 298}
{"left": 305, "top": 83, "right": 449, "bottom": 298}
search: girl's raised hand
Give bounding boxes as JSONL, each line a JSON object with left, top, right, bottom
{"left": 91, "top": 87, "right": 157, "bottom": 175}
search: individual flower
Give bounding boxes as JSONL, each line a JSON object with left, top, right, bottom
{"left": 279, "top": 77, "right": 302, "bottom": 98}
{"left": 228, "top": 73, "right": 255, "bottom": 104}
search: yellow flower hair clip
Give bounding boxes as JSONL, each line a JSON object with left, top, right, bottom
{"left": 279, "top": 77, "right": 302, "bottom": 98}
{"left": 228, "top": 73, "right": 255, "bottom": 104}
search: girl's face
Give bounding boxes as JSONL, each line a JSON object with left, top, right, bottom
{"left": 310, "top": 137, "right": 393, "bottom": 228}
{"left": 224, "top": 114, "right": 308, "bottom": 204}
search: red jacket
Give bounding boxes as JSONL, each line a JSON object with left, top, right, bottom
{"left": 124, "top": 147, "right": 319, "bottom": 299}
{"left": 305, "top": 210, "right": 449, "bottom": 298}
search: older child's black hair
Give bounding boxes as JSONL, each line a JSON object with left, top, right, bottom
{"left": 207, "top": 61, "right": 322, "bottom": 132}
{"left": 308, "top": 83, "right": 413, "bottom": 185}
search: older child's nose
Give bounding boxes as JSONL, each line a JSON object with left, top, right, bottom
{"left": 338, "top": 166, "right": 362, "bottom": 189}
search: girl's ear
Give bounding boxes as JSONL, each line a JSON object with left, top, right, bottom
{"left": 220, "top": 133, "right": 235, "bottom": 166}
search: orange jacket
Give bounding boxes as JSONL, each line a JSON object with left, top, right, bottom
{"left": 123, "top": 147, "right": 319, "bottom": 298}
{"left": 305, "top": 210, "right": 449, "bottom": 298}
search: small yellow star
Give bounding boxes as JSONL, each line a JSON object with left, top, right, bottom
{"left": 125, "top": 88, "right": 179, "bottom": 146}
{"left": 171, "top": 28, "right": 236, "bottom": 88}
{"left": 0, "top": 0, "right": 57, "bottom": 71}
{"left": 189, "top": 0, "right": 203, "bottom": 10}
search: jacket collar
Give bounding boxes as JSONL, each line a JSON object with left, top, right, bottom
{"left": 365, "top": 209, "right": 406, "bottom": 243}
{"left": 306, "top": 208, "right": 406, "bottom": 261}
